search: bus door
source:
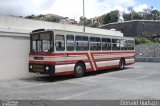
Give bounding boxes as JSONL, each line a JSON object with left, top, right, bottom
{"left": 55, "top": 34, "right": 66, "bottom": 72}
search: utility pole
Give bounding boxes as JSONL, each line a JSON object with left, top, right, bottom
{"left": 83, "top": 0, "right": 85, "bottom": 32}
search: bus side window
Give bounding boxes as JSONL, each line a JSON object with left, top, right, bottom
{"left": 55, "top": 35, "right": 65, "bottom": 51}
{"left": 32, "top": 41, "right": 37, "bottom": 52}
{"left": 90, "top": 37, "right": 101, "bottom": 51}
{"left": 112, "top": 39, "right": 120, "bottom": 50}
{"left": 120, "top": 39, "right": 127, "bottom": 50}
{"left": 96, "top": 37, "right": 101, "bottom": 51}
{"left": 102, "top": 38, "right": 111, "bottom": 51}
{"left": 76, "top": 36, "right": 89, "bottom": 51}
{"left": 128, "top": 40, "right": 135, "bottom": 50}
{"left": 67, "top": 35, "right": 75, "bottom": 51}
{"left": 82, "top": 36, "right": 89, "bottom": 51}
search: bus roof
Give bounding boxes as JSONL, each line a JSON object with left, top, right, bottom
{"left": 32, "top": 28, "right": 123, "bottom": 37}
{"left": 31, "top": 29, "right": 134, "bottom": 40}
{"left": 32, "top": 27, "right": 123, "bottom": 37}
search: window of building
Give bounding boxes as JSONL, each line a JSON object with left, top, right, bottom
{"left": 76, "top": 36, "right": 89, "bottom": 51}
{"left": 67, "top": 35, "right": 75, "bottom": 51}
{"left": 102, "top": 38, "right": 111, "bottom": 50}
{"left": 112, "top": 39, "right": 120, "bottom": 50}
{"left": 90, "top": 37, "right": 101, "bottom": 51}
{"left": 55, "top": 35, "right": 65, "bottom": 51}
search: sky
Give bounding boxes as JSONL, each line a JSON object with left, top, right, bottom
{"left": 0, "top": 0, "right": 159, "bottom": 21}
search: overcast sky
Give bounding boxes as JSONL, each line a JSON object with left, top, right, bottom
{"left": 0, "top": 0, "right": 159, "bottom": 20}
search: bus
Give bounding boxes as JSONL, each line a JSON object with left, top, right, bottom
{"left": 29, "top": 29, "right": 135, "bottom": 77}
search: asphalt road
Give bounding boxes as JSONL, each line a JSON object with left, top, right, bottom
{"left": 0, "top": 62, "right": 160, "bottom": 100}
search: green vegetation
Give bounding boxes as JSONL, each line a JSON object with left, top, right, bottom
{"left": 25, "top": 14, "right": 60, "bottom": 23}
{"left": 135, "top": 37, "right": 160, "bottom": 45}
{"left": 101, "top": 10, "right": 119, "bottom": 24}
{"left": 101, "top": 8, "right": 160, "bottom": 24}
{"left": 46, "top": 16, "right": 60, "bottom": 22}
{"left": 23, "top": 7, "right": 160, "bottom": 27}
{"left": 135, "top": 37, "right": 153, "bottom": 45}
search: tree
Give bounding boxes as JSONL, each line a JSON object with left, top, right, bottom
{"left": 25, "top": 14, "right": 37, "bottom": 19}
{"left": 110, "top": 10, "right": 119, "bottom": 22}
{"left": 132, "top": 12, "right": 143, "bottom": 20}
{"left": 143, "top": 8, "right": 152, "bottom": 20}
{"left": 102, "top": 13, "right": 111, "bottom": 24}
{"left": 128, "top": 6, "right": 134, "bottom": 20}
{"left": 101, "top": 10, "right": 119, "bottom": 24}
{"left": 123, "top": 13, "right": 131, "bottom": 21}
{"left": 79, "top": 16, "right": 92, "bottom": 26}
{"left": 46, "top": 16, "right": 60, "bottom": 22}
{"left": 85, "top": 19, "right": 92, "bottom": 26}
{"left": 151, "top": 10, "right": 160, "bottom": 20}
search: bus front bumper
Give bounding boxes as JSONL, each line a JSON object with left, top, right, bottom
{"left": 29, "top": 64, "right": 55, "bottom": 75}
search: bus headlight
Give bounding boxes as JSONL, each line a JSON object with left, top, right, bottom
{"left": 30, "top": 65, "right": 33, "bottom": 69}
{"left": 45, "top": 66, "right": 49, "bottom": 70}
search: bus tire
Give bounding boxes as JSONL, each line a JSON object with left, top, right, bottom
{"left": 119, "top": 59, "right": 125, "bottom": 70}
{"left": 74, "top": 62, "right": 85, "bottom": 78}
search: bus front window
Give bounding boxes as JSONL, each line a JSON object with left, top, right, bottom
{"left": 31, "top": 32, "right": 53, "bottom": 53}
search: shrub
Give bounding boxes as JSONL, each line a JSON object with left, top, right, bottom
{"left": 135, "top": 37, "right": 154, "bottom": 45}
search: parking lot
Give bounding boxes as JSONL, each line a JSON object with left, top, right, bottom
{"left": 0, "top": 62, "right": 160, "bottom": 100}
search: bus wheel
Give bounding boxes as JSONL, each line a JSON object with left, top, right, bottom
{"left": 74, "top": 63, "right": 85, "bottom": 78}
{"left": 119, "top": 59, "right": 125, "bottom": 70}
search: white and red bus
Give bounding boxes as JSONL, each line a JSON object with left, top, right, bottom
{"left": 29, "top": 29, "right": 135, "bottom": 77}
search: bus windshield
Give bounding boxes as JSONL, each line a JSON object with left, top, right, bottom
{"left": 31, "top": 32, "right": 53, "bottom": 53}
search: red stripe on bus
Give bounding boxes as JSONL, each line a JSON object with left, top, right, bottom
{"left": 94, "top": 58, "right": 121, "bottom": 62}
{"left": 94, "top": 56, "right": 135, "bottom": 62}
{"left": 54, "top": 62, "right": 135, "bottom": 76}
{"left": 86, "top": 68, "right": 94, "bottom": 72}
{"left": 97, "top": 65, "right": 120, "bottom": 70}
{"left": 29, "top": 61, "right": 55, "bottom": 65}
{"left": 29, "top": 53, "right": 90, "bottom": 56}
{"left": 29, "top": 56, "right": 135, "bottom": 66}
{"left": 29, "top": 53, "right": 65, "bottom": 56}
{"left": 55, "top": 67, "right": 93, "bottom": 75}
{"left": 29, "top": 51, "right": 136, "bottom": 57}
{"left": 90, "top": 52, "right": 98, "bottom": 70}
{"left": 29, "top": 60, "right": 90, "bottom": 65}
{"left": 54, "top": 65, "right": 121, "bottom": 76}
{"left": 91, "top": 51, "right": 136, "bottom": 55}
{"left": 86, "top": 53, "right": 94, "bottom": 71}
{"left": 55, "top": 71, "right": 74, "bottom": 75}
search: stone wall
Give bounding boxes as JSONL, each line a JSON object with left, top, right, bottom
{"left": 101, "top": 20, "right": 160, "bottom": 38}
{"left": 135, "top": 44, "right": 160, "bottom": 62}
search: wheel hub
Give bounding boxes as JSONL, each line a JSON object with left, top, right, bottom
{"left": 76, "top": 66, "right": 82, "bottom": 73}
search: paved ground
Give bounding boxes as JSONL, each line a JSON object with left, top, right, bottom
{"left": 0, "top": 62, "right": 160, "bottom": 100}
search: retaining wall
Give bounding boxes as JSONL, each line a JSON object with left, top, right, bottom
{"left": 135, "top": 44, "right": 160, "bottom": 62}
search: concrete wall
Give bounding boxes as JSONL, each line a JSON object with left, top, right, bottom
{"left": 0, "top": 36, "right": 29, "bottom": 80}
{"left": 0, "top": 28, "right": 32, "bottom": 80}
{"left": 0, "top": 16, "right": 123, "bottom": 37}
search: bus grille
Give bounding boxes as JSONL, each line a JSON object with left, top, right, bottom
{"left": 32, "top": 65, "right": 44, "bottom": 72}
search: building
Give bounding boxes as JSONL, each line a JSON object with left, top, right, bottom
{"left": 60, "top": 17, "right": 77, "bottom": 25}
{"left": 90, "top": 16, "right": 102, "bottom": 27}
